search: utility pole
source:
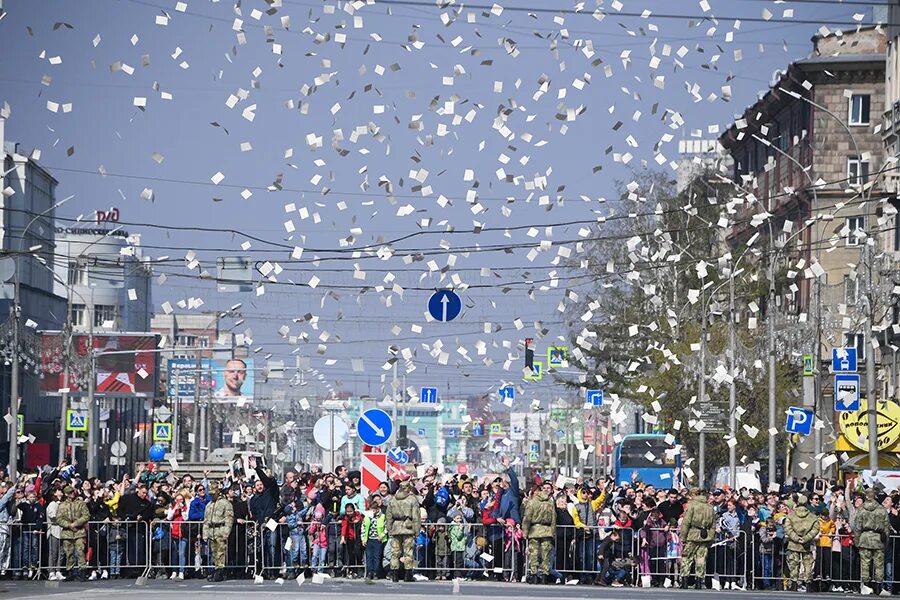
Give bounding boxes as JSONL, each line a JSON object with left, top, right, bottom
{"left": 86, "top": 288, "right": 97, "bottom": 478}
{"left": 768, "top": 245, "right": 777, "bottom": 487}
{"left": 698, "top": 286, "right": 707, "bottom": 490}
{"left": 866, "top": 237, "right": 879, "bottom": 474}
{"left": 191, "top": 349, "right": 201, "bottom": 462}
{"left": 728, "top": 271, "right": 737, "bottom": 489}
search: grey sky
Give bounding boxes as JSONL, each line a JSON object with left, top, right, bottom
{"left": 0, "top": 0, "right": 876, "bottom": 403}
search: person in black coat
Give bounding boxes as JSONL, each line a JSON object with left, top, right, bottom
{"left": 247, "top": 457, "right": 280, "bottom": 577}
{"left": 553, "top": 493, "right": 576, "bottom": 582}
{"left": 118, "top": 485, "right": 153, "bottom": 576}
{"left": 228, "top": 484, "right": 252, "bottom": 578}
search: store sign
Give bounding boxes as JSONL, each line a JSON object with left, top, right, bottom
{"left": 96, "top": 208, "right": 121, "bottom": 223}
{"left": 839, "top": 400, "right": 900, "bottom": 452}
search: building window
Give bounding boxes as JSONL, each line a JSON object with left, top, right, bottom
{"left": 848, "top": 157, "right": 869, "bottom": 187}
{"left": 845, "top": 215, "right": 866, "bottom": 247}
{"left": 67, "top": 261, "right": 88, "bottom": 286}
{"left": 93, "top": 304, "right": 116, "bottom": 328}
{"left": 849, "top": 94, "right": 871, "bottom": 126}
{"left": 844, "top": 275, "right": 860, "bottom": 304}
{"left": 844, "top": 332, "right": 865, "bottom": 361}
{"left": 71, "top": 303, "right": 86, "bottom": 328}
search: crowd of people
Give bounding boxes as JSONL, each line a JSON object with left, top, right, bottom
{"left": 0, "top": 455, "right": 899, "bottom": 595}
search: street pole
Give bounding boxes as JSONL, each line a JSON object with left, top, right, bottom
{"left": 8, "top": 197, "right": 70, "bottom": 479}
{"left": 173, "top": 357, "right": 180, "bottom": 457}
{"left": 866, "top": 239, "right": 879, "bottom": 474}
{"left": 392, "top": 362, "right": 398, "bottom": 444}
{"left": 768, "top": 253, "right": 777, "bottom": 488}
{"left": 728, "top": 270, "right": 737, "bottom": 490}
{"left": 86, "top": 288, "right": 97, "bottom": 478}
{"left": 191, "top": 350, "right": 201, "bottom": 462}
{"left": 698, "top": 286, "right": 707, "bottom": 490}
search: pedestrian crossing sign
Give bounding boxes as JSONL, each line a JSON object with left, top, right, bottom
{"left": 153, "top": 422, "right": 172, "bottom": 442}
{"left": 66, "top": 410, "right": 87, "bottom": 432}
{"left": 16, "top": 414, "right": 23, "bottom": 437}
{"left": 490, "top": 423, "right": 502, "bottom": 435}
{"left": 529, "top": 451, "right": 539, "bottom": 463}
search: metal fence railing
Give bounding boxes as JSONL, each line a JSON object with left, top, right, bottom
{"left": 9, "top": 513, "right": 900, "bottom": 590}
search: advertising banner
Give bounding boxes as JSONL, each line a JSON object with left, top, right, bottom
{"left": 167, "top": 357, "right": 254, "bottom": 402}
{"left": 40, "top": 333, "right": 159, "bottom": 396}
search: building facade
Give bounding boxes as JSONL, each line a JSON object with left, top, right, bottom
{"left": 52, "top": 225, "right": 152, "bottom": 333}
{"left": 0, "top": 120, "right": 67, "bottom": 471}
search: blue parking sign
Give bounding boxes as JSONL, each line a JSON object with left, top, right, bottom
{"left": 785, "top": 407, "right": 814, "bottom": 436}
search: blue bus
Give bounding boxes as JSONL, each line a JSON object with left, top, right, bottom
{"left": 613, "top": 434, "right": 680, "bottom": 488}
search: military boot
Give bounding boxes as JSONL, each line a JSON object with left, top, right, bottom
{"left": 404, "top": 570, "right": 413, "bottom": 582}
{"left": 391, "top": 570, "right": 399, "bottom": 583}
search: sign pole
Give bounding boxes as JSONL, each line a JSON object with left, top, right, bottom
{"left": 172, "top": 356, "right": 180, "bottom": 457}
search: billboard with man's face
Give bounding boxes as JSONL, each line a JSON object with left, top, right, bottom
{"left": 167, "top": 357, "right": 254, "bottom": 402}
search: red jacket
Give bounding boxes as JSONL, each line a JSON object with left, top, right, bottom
{"left": 341, "top": 513, "right": 362, "bottom": 541}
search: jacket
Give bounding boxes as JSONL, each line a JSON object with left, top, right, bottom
{"left": 853, "top": 500, "right": 890, "bottom": 550}
{"left": 386, "top": 485, "right": 421, "bottom": 536}
{"left": 17, "top": 501, "right": 46, "bottom": 530}
{"left": 784, "top": 505, "right": 819, "bottom": 552}
{"left": 46, "top": 500, "right": 62, "bottom": 539}
{"left": 573, "top": 489, "right": 606, "bottom": 529}
{"left": 679, "top": 497, "right": 715, "bottom": 543}
{"left": 248, "top": 466, "right": 280, "bottom": 524}
{"left": 449, "top": 523, "right": 467, "bottom": 552}
{"left": 361, "top": 512, "right": 386, "bottom": 544}
{"left": 189, "top": 494, "right": 212, "bottom": 521}
{"left": 817, "top": 518, "right": 836, "bottom": 548}
{"left": 56, "top": 497, "right": 90, "bottom": 540}
{"left": 203, "top": 497, "right": 234, "bottom": 539}
{"left": 522, "top": 491, "right": 556, "bottom": 539}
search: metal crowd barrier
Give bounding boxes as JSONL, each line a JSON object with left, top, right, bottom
{"left": 85, "top": 520, "right": 150, "bottom": 577}
{"left": 146, "top": 520, "right": 257, "bottom": 579}
{"left": 0, "top": 523, "right": 44, "bottom": 579}
{"left": 750, "top": 530, "right": 863, "bottom": 592}
{"left": 521, "top": 524, "right": 638, "bottom": 584}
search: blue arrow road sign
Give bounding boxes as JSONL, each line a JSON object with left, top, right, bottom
{"left": 428, "top": 290, "right": 462, "bottom": 322}
{"left": 357, "top": 408, "right": 393, "bottom": 446}
{"left": 420, "top": 387, "right": 438, "bottom": 404}
{"left": 448, "top": 428, "right": 458, "bottom": 438}
{"left": 834, "top": 373, "right": 861, "bottom": 412}
{"left": 499, "top": 386, "right": 515, "bottom": 401}
{"left": 417, "top": 428, "right": 426, "bottom": 436}
{"left": 785, "top": 407, "right": 814, "bottom": 436}
{"left": 388, "top": 447, "right": 409, "bottom": 465}
{"left": 832, "top": 348, "right": 858, "bottom": 373}
{"left": 587, "top": 390, "right": 603, "bottom": 407}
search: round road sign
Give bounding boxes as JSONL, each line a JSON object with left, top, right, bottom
{"left": 313, "top": 415, "right": 349, "bottom": 451}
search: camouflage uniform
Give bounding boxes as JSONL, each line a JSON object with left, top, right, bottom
{"left": 854, "top": 489, "right": 890, "bottom": 587}
{"left": 522, "top": 490, "right": 556, "bottom": 579}
{"left": 56, "top": 487, "right": 90, "bottom": 574}
{"left": 203, "top": 483, "right": 234, "bottom": 581}
{"left": 385, "top": 480, "right": 421, "bottom": 580}
{"left": 784, "top": 495, "right": 819, "bottom": 589}
{"left": 678, "top": 490, "right": 715, "bottom": 587}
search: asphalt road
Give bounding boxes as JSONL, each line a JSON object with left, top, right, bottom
{"left": 0, "top": 578, "right": 853, "bottom": 600}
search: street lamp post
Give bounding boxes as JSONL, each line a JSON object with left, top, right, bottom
{"left": 8, "top": 196, "right": 70, "bottom": 479}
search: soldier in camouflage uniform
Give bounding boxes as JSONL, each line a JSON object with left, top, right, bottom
{"left": 385, "top": 479, "right": 421, "bottom": 582}
{"left": 678, "top": 488, "right": 715, "bottom": 589}
{"left": 784, "top": 494, "right": 819, "bottom": 591}
{"left": 854, "top": 488, "right": 890, "bottom": 595}
{"left": 56, "top": 485, "right": 90, "bottom": 581}
{"left": 203, "top": 482, "right": 234, "bottom": 582}
{"left": 522, "top": 481, "right": 556, "bottom": 584}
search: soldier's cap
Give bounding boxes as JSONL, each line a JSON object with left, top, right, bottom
{"left": 866, "top": 488, "right": 878, "bottom": 500}
{"left": 399, "top": 479, "right": 413, "bottom": 489}
{"left": 63, "top": 485, "right": 75, "bottom": 495}
{"left": 689, "top": 487, "right": 702, "bottom": 496}
{"left": 796, "top": 494, "right": 808, "bottom": 505}
{"left": 208, "top": 482, "right": 221, "bottom": 494}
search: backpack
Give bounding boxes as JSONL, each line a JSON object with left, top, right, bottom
{"left": 435, "top": 487, "right": 450, "bottom": 508}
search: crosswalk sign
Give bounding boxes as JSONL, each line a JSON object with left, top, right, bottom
{"left": 490, "top": 423, "right": 502, "bottom": 435}
{"left": 16, "top": 414, "right": 23, "bottom": 437}
{"left": 153, "top": 422, "right": 172, "bottom": 442}
{"left": 524, "top": 361, "right": 543, "bottom": 381}
{"left": 66, "top": 410, "right": 87, "bottom": 432}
